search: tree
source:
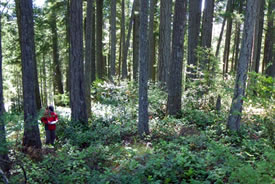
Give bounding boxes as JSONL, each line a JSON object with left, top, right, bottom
{"left": 227, "top": 0, "right": 257, "bottom": 131}
{"left": 138, "top": 0, "right": 149, "bottom": 136}
{"left": 167, "top": 0, "right": 187, "bottom": 116}
{"left": 16, "top": 0, "right": 41, "bottom": 111}
{"left": 91, "top": 2, "right": 96, "bottom": 83}
{"left": 0, "top": 10, "right": 10, "bottom": 175}
{"left": 42, "top": 53, "right": 48, "bottom": 106}
{"left": 85, "top": 0, "right": 94, "bottom": 117}
{"left": 119, "top": 0, "right": 125, "bottom": 79}
{"left": 232, "top": 0, "right": 243, "bottom": 72}
{"left": 251, "top": 0, "right": 265, "bottom": 73}
{"left": 201, "top": 0, "right": 214, "bottom": 70}
{"left": 263, "top": 0, "right": 275, "bottom": 76}
{"left": 70, "top": 0, "right": 88, "bottom": 123}
{"left": 148, "top": 0, "right": 156, "bottom": 81}
{"left": 132, "top": 0, "right": 140, "bottom": 81}
{"left": 65, "top": 0, "right": 70, "bottom": 93}
{"left": 187, "top": 0, "right": 202, "bottom": 78}
{"left": 215, "top": 0, "right": 231, "bottom": 58}
{"left": 158, "top": 0, "right": 172, "bottom": 84}
{"left": 16, "top": 0, "right": 42, "bottom": 148}
{"left": 110, "top": 0, "right": 116, "bottom": 78}
{"left": 50, "top": 11, "right": 64, "bottom": 95}
{"left": 222, "top": 0, "right": 233, "bottom": 75}
{"left": 122, "top": 0, "right": 135, "bottom": 79}
{"left": 96, "top": 0, "right": 104, "bottom": 79}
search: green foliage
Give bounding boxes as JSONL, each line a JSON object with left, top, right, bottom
{"left": 247, "top": 72, "right": 275, "bottom": 107}
{"left": 4, "top": 79, "right": 275, "bottom": 184}
{"left": 229, "top": 151, "right": 275, "bottom": 184}
{"left": 54, "top": 92, "right": 70, "bottom": 106}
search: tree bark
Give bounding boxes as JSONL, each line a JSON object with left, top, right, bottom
{"left": 251, "top": 0, "right": 264, "bottom": 72}
{"left": 263, "top": 0, "right": 275, "bottom": 76}
{"left": 215, "top": 1, "right": 231, "bottom": 58}
{"left": 0, "top": 13, "right": 10, "bottom": 174}
{"left": 215, "top": 17, "right": 226, "bottom": 57}
{"left": 187, "top": 0, "right": 202, "bottom": 79}
{"left": 16, "top": 0, "right": 41, "bottom": 111}
{"left": 96, "top": 0, "right": 104, "bottom": 79}
{"left": 138, "top": 0, "right": 149, "bottom": 136}
{"left": 158, "top": 0, "right": 172, "bottom": 84}
{"left": 85, "top": 0, "right": 94, "bottom": 117}
{"left": 222, "top": 0, "right": 233, "bottom": 75}
{"left": 91, "top": 2, "right": 96, "bottom": 83}
{"left": 148, "top": 0, "right": 156, "bottom": 81}
{"left": 122, "top": 0, "right": 136, "bottom": 79}
{"left": 233, "top": 0, "right": 243, "bottom": 72}
{"left": 50, "top": 12, "right": 64, "bottom": 95}
{"left": 253, "top": 0, "right": 265, "bottom": 73}
{"left": 167, "top": 0, "right": 187, "bottom": 116}
{"left": 227, "top": 0, "right": 257, "bottom": 131}
{"left": 110, "top": 0, "right": 117, "bottom": 78}
{"left": 70, "top": 0, "right": 88, "bottom": 123}
{"left": 133, "top": 0, "right": 140, "bottom": 81}
{"left": 119, "top": 0, "right": 125, "bottom": 79}
{"left": 200, "top": 0, "right": 214, "bottom": 70}
{"left": 65, "top": 0, "right": 70, "bottom": 93}
{"left": 16, "top": 0, "right": 42, "bottom": 148}
{"left": 42, "top": 53, "right": 48, "bottom": 106}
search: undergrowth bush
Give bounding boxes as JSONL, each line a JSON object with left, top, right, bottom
{"left": 3, "top": 77, "right": 275, "bottom": 184}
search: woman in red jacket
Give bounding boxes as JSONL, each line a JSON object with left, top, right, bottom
{"left": 41, "top": 106, "right": 58, "bottom": 146}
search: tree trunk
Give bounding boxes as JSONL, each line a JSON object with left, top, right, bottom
{"left": 110, "top": 0, "right": 117, "bottom": 78}
{"left": 254, "top": 0, "right": 265, "bottom": 73}
{"left": 187, "top": 0, "right": 202, "bottom": 79}
{"left": 42, "top": 53, "right": 48, "bottom": 106}
{"left": 70, "top": 0, "right": 88, "bottom": 123}
{"left": 227, "top": 0, "right": 257, "bottom": 131}
{"left": 148, "top": 0, "right": 156, "bottom": 81}
{"left": 34, "top": 54, "right": 41, "bottom": 110}
{"left": 118, "top": 28, "right": 122, "bottom": 78}
{"left": 200, "top": 0, "right": 214, "bottom": 70}
{"left": 158, "top": 0, "right": 172, "bottom": 84}
{"left": 133, "top": 0, "right": 140, "bottom": 81}
{"left": 215, "top": 16, "right": 226, "bottom": 57}
{"left": 251, "top": 0, "right": 265, "bottom": 72}
{"left": 0, "top": 13, "right": 10, "bottom": 174}
{"left": 138, "top": 0, "right": 149, "bottom": 136}
{"left": 50, "top": 12, "right": 64, "bottom": 95}
{"left": 65, "top": 0, "right": 70, "bottom": 93}
{"left": 121, "top": 0, "right": 126, "bottom": 79}
{"left": 222, "top": 0, "right": 233, "bottom": 75}
{"left": 96, "top": 0, "right": 104, "bottom": 79}
{"left": 85, "top": 0, "right": 94, "bottom": 117}
{"left": 263, "top": 0, "right": 274, "bottom": 76}
{"left": 122, "top": 0, "right": 136, "bottom": 79}
{"left": 16, "top": 0, "right": 42, "bottom": 149}
{"left": 167, "top": 0, "right": 187, "bottom": 116}
{"left": 91, "top": 2, "right": 96, "bottom": 83}
{"left": 119, "top": 0, "right": 125, "bottom": 79}
{"left": 215, "top": 1, "right": 232, "bottom": 58}
{"left": 233, "top": 0, "right": 243, "bottom": 72}
{"left": 16, "top": 0, "right": 41, "bottom": 111}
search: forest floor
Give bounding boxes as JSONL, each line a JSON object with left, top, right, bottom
{"left": 4, "top": 79, "right": 275, "bottom": 184}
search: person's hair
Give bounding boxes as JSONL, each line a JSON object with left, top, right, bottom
{"left": 47, "top": 106, "right": 54, "bottom": 112}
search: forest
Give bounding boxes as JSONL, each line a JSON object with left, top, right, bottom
{"left": 0, "top": 0, "right": 274, "bottom": 183}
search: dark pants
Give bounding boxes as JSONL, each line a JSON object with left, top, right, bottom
{"left": 46, "top": 130, "right": 56, "bottom": 145}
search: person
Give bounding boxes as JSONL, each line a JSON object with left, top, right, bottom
{"left": 41, "top": 106, "right": 58, "bottom": 146}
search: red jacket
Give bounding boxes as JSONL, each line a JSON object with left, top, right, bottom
{"left": 41, "top": 112, "right": 58, "bottom": 130}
